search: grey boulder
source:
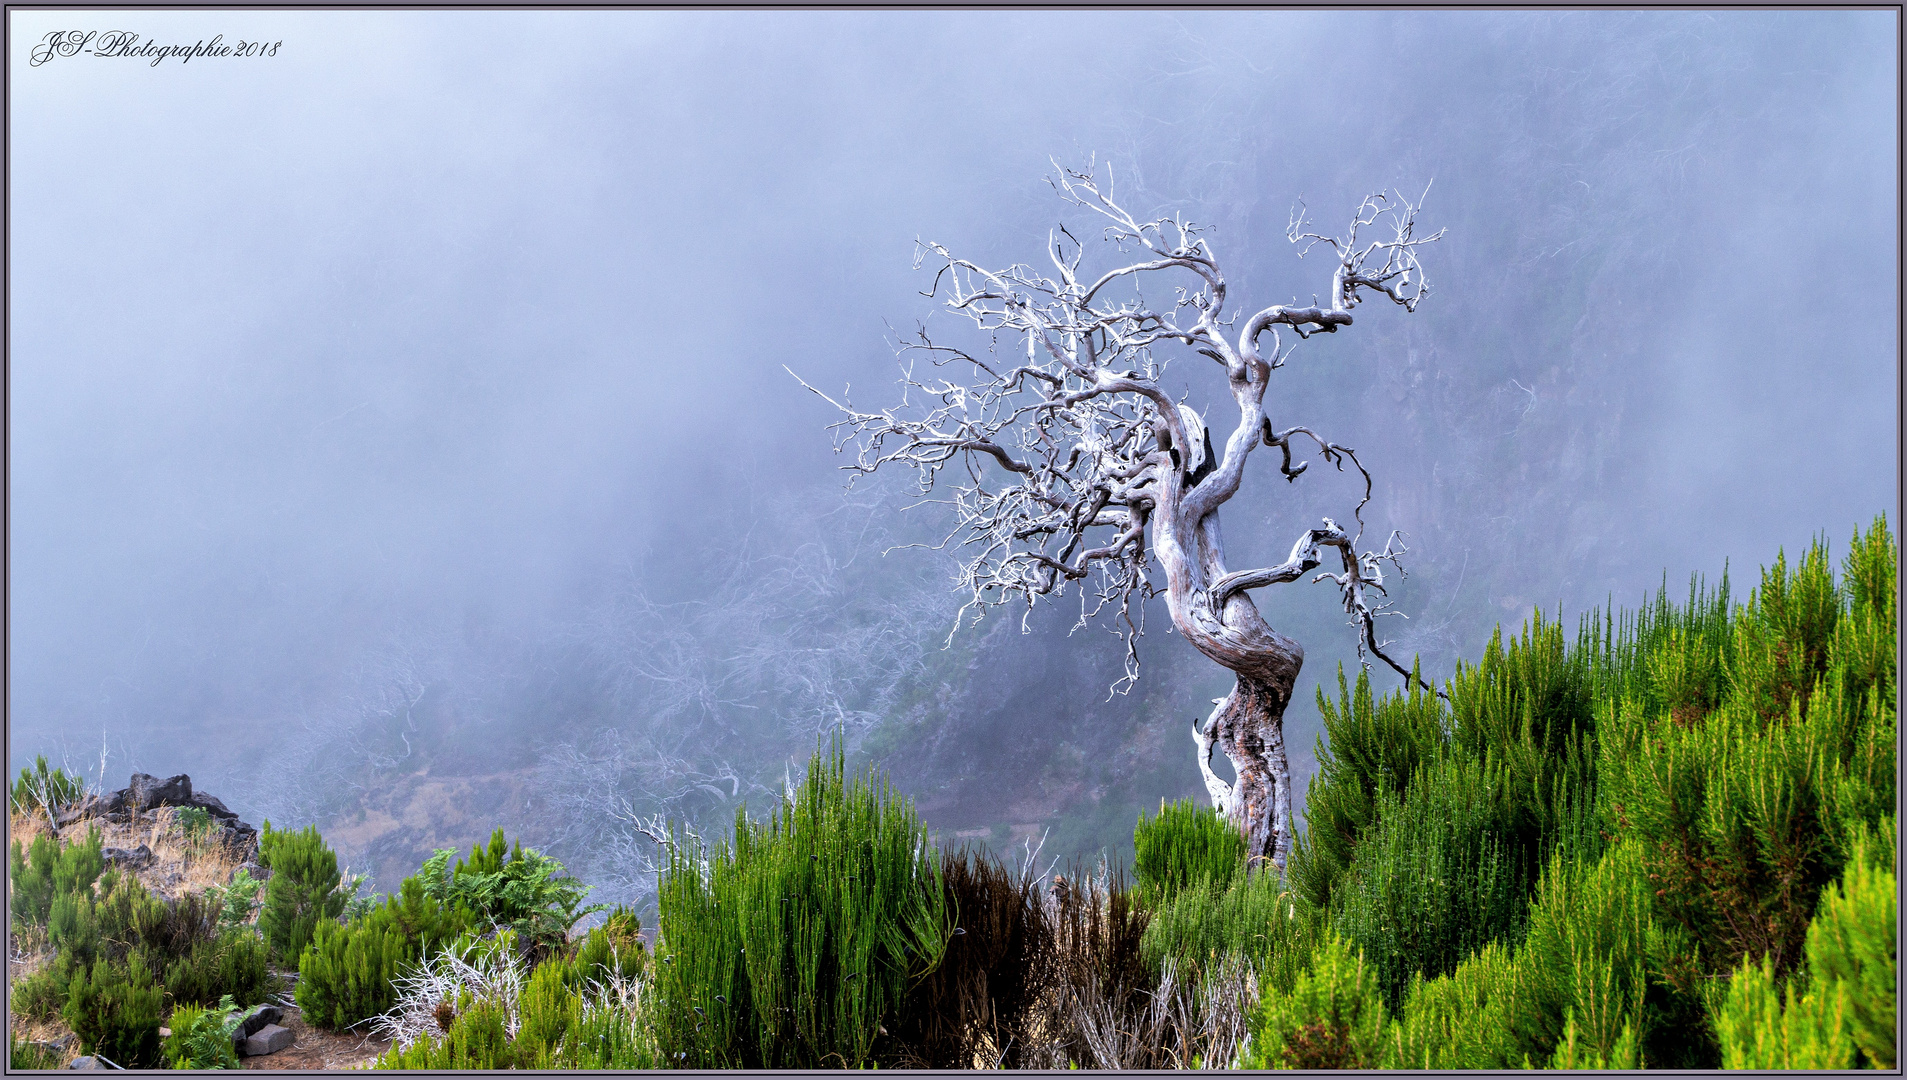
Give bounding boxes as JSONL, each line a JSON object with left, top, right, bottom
{"left": 231, "top": 1004, "right": 284, "bottom": 1046}
{"left": 241, "top": 1024, "right": 294, "bottom": 1057}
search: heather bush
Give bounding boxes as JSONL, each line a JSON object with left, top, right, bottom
{"left": 62, "top": 953, "right": 165, "bottom": 1068}
{"left": 649, "top": 738, "right": 949, "bottom": 1068}
{"left": 257, "top": 824, "right": 348, "bottom": 961}
{"left": 1133, "top": 798, "right": 1245, "bottom": 909}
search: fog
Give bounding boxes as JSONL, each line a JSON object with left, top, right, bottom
{"left": 9, "top": 11, "right": 1896, "bottom": 901}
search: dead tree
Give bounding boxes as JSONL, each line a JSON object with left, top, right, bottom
{"left": 797, "top": 162, "right": 1442, "bottom": 873}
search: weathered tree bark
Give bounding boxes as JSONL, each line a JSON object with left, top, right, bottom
{"left": 803, "top": 162, "right": 1443, "bottom": 874}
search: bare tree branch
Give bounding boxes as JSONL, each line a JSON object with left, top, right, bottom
{"left": 801, "top": 160, "right": 1445, "bottom": 868}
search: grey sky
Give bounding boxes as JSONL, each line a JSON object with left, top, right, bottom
{"left": 8, "top": 11, "right": 1896, "bottom": 874}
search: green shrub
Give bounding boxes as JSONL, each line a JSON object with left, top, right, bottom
{"left": 377, "top": 994, "right": 517, "bottom": 1069}
{"left": 62, "top": 953, "right": 165, "bottom": 1069}
{"left": 256, "top": 818, "right": 287, "bottom": 869}
{"left": 206, "top": 868, "right": 265, "bottom": 935}
{"left": 257, "top": 825, "right": 348, "bottom": 962}
{"left": 294, "top": 871, "right": 472, "bottom": 1032}
{"left": 1601, "top": 519, "right": 1896, "bottom": 1005}
{"left": 161, "top": 928, "right": 274, "bottom": 1009}
{"left": 1712, "top": 953, "right": 1856, "bottom": 1069}
{"left": 10, "top": 756, "right": 86, "bottom": 819}
{"left": 1382, "top": 940, "right": 1521, "bottom": 1069}
{"left": 1291, "top": 618, "right": 1602, "bottom": 934}
{"left": 161, "top": 995, "right": 242, "bottom": 1070}
{"left": 1801, "top": 820, "right": 1896, "bottom": 1068}
{"left": 1241, "top": 931, "right": 1388, "bottom": 1069}
{"left": 295, "top": 916, "right": 411, "bottom": 1030}
{"left": 9, "top": 826, "right": 103, "bottom": 928}
{"left": 1133, "top": 799, "right": 1245, "bottom": 910}
{"left": 418, "top": 829, "right": 602, "bottom": 958}
{"left": 371, "top": 945, "right": 661, "bottom": 1070}
{"left": 8, "top": 1031, "right": 64, "bottom": 1071}
{"left": 1326, "top": 755, "right": 1527, "bottom": 1009}
{"left": 1506, "top": 840, "right": 1677, "bottom": 1068}
{"left": 514, "top": 958, "right": 579, "bottom": 1065}
{"left": 649, "top": 737, "right": 950, "bottom": 1068}
{"left": 1138, "top": 866, "right": 1317, "bottom": 993}
{"left": 1714, "top": 821, "right": 1897, "bottom": 1070}
{"left": 1290, "top": 667, "right": 1448, "bottom": 914}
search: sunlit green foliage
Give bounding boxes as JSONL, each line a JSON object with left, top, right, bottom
{"left": 1241, "top": 931, "right": 1388, "bottom": 1069}
{"left": 1713, "top": 820, "right": 1896, "bottom": 1070}
{"left": 1265, "top": 515, "right": 1894, "bottom": 1070}
{"left": 1133, "top": 799, "right": 1245, "bottom": 909}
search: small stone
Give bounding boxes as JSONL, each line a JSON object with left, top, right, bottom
{"left": 65, "top": 1057, "right": 104, "bottom": 1070}
{"left": 231, "top": 1003, "right": 283, "bottom": 1045}
{"left": 241, "top": 1023, "right": 293, "bottom": 1057}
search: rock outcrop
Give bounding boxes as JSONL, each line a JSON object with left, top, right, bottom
{"left": 53, "top": 773, "right": 259, "bottom": 860}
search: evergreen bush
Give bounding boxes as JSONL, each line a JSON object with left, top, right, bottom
{"left": 1326, "top": 754, "right": 1526, "bottom": 1009}
{"left": 1241, "top": 931, "right": 1388, "bottom": 1069}
{"left": 10, "top": 756, "right": 85, "bottom": 819}
{"left": 9, "top": 826, "right": 103, "bottom": 928}
{"left": 160, "top": 928, "right": 274, "bottom": 1009}
{"left": 649, "top": 737, "right": 950, "bottom": 1068}
{"left": 1133, "top": 798, "right": 1245, "bottom": 909}
{"left": 257, "top": 824, "right": 348, "bottom": 961}
{"left": 62, "top": 952, "right": 165, "bottom": 1069}
{"left": 295, "top": 916, "right": 412, "bottom": 1030}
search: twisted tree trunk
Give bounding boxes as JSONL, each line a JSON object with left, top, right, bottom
{"left": 1156, "top": 505, "right": 1302, "bottom": 874}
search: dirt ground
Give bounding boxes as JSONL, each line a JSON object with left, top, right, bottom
{"left": 238, "top": 1003, "right": 392, "bottom": 1071}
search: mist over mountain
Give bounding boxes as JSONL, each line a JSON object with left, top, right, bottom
{"left": 10, "top": 10, "right": 1895, "bottom": 910}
